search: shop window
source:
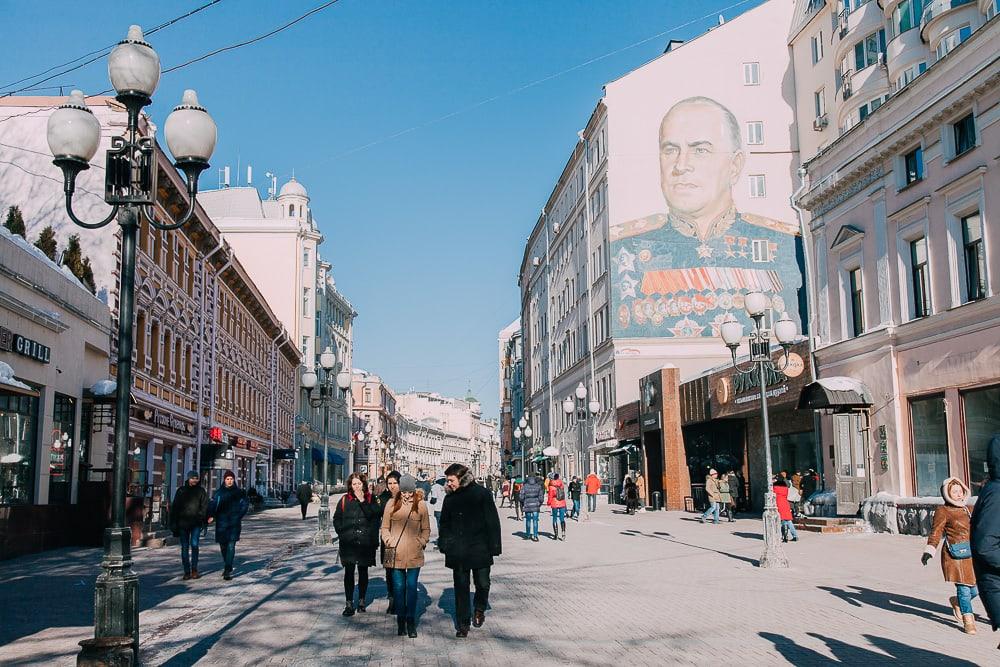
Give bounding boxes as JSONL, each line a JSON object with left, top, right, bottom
{"left": 49, "top": 394, "right": 76, "bottom": 504}
{"left": 964, "top": 386, "right": 1000, "bottom": 495}
{"left": 0, "top": 392, "right": 39, "bottom": 504}
{"left": 911, "top": 395, "right": 949, "bottom": 496}
{"left": 769, "top": 431, "right": 818, "bottom": 476}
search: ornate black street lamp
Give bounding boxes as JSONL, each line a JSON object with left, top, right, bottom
{"left": 301, "top": 347, "right": 352, "bottom": 546}
{"left": 46, "top": 25, "right": 216, "bottom": 663}
{"left": 563, "top": 383, "right": 599, "bottom": 519}
{"left": 719, "top": 291, "right": 798, "bottom": 569}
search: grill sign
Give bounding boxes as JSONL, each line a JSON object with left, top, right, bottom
{"left": 0, "top": 327, "right": 51, "bottom": 364}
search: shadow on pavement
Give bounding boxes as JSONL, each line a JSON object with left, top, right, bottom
{"left": 732, "top": 531, "right": 764, "bottom": 540}
{"left": 760, "top": 631, "right": 979, "bottom": 664}
{"left": 437, "top": 586, "right": 456, "bottom": 627}
{"left": 817, "top": 585, "right": 961, "bottom": 629}
{"left": 616, "top": 529, "right": 758, "bottom": 566}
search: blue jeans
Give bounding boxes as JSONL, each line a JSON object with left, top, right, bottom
{"left": 571, "top": 499, "right": 581, "bottom": 518}
{"left": 179, "top": 527, "right": 201, "bottom": 573}
{"left": 781, "top": 520, "right": 798, "bottom": 540}
{"left": 587, "top": 494, "right": 597, "bottom": 512}
{"left": 956, "top": 584, "right": 979, "bottom": 615}
{"left": 525, "top": 511, "right": 539, "bottom": 538}
{"left": 551, "top": 507, "right": 566, "bottom": 530}
{"left": 701, "top": 502, "right": 719, "bottom": 523}
{"left": 219, "top": 541, "right": 236, "bottom": 572}
{"left": 391, "top": 567, "right": 420, "bottom": 621}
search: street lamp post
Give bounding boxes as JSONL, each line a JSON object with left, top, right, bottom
{"left": 46, "top": 25, "right": 216, "bottom": 663}
{"left": 720, "top": 293, "right": 799, "bottom": 569}
{"left": 517, "top": 413, "right": 532, "bottom": 480}
{"left": 563, "top": 382, "right": 599, "bottom": 520}
{"left": 301, "top": 347, "right": 352, "bottom": 546}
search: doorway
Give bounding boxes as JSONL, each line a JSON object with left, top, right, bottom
{"left": 833, "top": 412, "right": 868, "bottom": 515}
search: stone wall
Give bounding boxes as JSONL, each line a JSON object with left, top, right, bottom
{"left": 861, "top": 492, "right": 977, "bottom": 536}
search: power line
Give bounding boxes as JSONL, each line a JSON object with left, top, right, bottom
{"left": 0, "top": 0, "right": 225, "bottom": 96}
{"left": 299, "top": 0, "right": 756, "bottom": 169}
{"left": 0, "top": 158, "right": 106, "bottom": 201}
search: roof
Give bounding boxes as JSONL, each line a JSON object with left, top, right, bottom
{"left": 278, "top": 177, "right": 308, "bottom": 199}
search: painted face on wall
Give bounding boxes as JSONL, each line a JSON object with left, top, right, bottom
{"left": 658, "top": 101, "right": 744, "bottom": 221}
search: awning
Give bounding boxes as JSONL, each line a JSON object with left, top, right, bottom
{"left": 310, "top": 448, "right": 346, "bottom": 465}
{"left": 542, "top": 446, "right": 559, "bottom": 457}
{"left": 532, "top": 455, "right": 547, "bottom": 463}
{"left": 606, "top": 444, "right": 638, "bottom": 456}
{"left": 798, "top": 377, "right": 873, "bottom": 410}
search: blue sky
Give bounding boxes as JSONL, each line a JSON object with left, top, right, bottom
{"left": 1, "top": 0, "right": 765, "bottom": 418}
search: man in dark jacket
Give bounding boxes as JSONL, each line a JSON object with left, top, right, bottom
{"left": 971, "top": 434, "right": 1000, "bottom": 639}
{"left": 439, "top": 463, "right": 502, "bottom": 638}
{"left": 520, "top": 475, "right": 544, "bottom": 541}
{"left": 170, "top": 470, "right": 208, "bottom": 580}
{"left": 296, "top": 481, "right": 313, "bottom": 520}
{"left": 568, "top": 476, "right": 583, "bottom": 520}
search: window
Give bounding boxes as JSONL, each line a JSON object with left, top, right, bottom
{"left": 854, "top": 29, "right": 886, "bottom": 71}
{"left": 892, "top": 0, "right": 924, "bottom": 37}
{"left": 964, "top": 386, "right": 1000, "bottom": 495}
{"left": 911, "top": 396, "right": 949, "bottom": 496}
{"left": 849, "top": 267, "right": 864, "bottom": 337}
{"left": 903, "top": 146, "right": 923, "bottom": 185}
{"left": 751, "top": 239, "right": 771, "bottom": 263}
{"left": 843, "top": 0, "right": 871, "bottom": 13}
{"left": 962, "top": 213, "right": 986, "bottom": 302}
{"left": 289, "top": 204, "right": 295, "bottom": 217}
{"left": 303, "top": 250, "right": 309, "bottom": 267}
{"left": 49, "top": 394, "right": 76, "bottom": 504}
{"left": 896, "top": 62, "right": 927, "bottom": 89}
{"left": 0, "top": 393, "right": 39, "bottom": 505}
{"left": 936, "top": 25, "right": 972, "bottom": 60}
{"left": 811, "top": 32, "right": 824, "bottom": 64}
{"left": 814, "top": 89, "right": 826, "bottom": 118}
{"left": 364, "top": 387, "right": 373, "bottom": 404}
{"left": 858, "top": 95, "right": 888, "bottom": 122}
{"left": 988, "top": 0, "right": 998, "bottom": 20}
{"left": 303, "top": 287, "right": 310, "bottom": 313}
{"left": 953, "top": 113, "right": 977, "bottom": 156}
{"left": 743, "top": 62, "right": 760, "bottom": 85}
{"left": 749, "top": 174, "right": 766, "bottom": 198}
{"left": 746, "top": 121, "right": 763, "bottom": 145}
{"left": 910, "top": 237, "right": 930, "bottom": 318}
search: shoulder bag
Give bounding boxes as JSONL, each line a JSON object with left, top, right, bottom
{"left": 384, "top": 510, "right": 410, "bottom": 568}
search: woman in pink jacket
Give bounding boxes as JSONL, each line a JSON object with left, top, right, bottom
{"left": 546, "top": 473, "right": 568, "bottom": 541}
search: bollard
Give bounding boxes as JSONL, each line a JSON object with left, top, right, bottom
{"left": 652, "top": 491, "right": 663, "bottom": 511}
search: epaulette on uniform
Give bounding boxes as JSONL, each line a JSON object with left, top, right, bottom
{"left": 609, "top": 213, "right": 667, "bottom": 242}
{"left": 741, "top": 212, "right": 799, "bottom": 236}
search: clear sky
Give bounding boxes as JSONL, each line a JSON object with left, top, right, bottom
{"left": 1, "top": 0, "right": 765, "bottom": 418}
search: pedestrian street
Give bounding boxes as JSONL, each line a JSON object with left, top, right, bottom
{"left": 1, "top": 499, "right": 996, "bottom": 665}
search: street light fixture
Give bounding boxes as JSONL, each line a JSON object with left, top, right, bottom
{"left": 47, "top": 25, "right": 215, "bottom": 664}
{"left": 720, "top": 291, "right": 798, "bottom": 569}
{"left": 301, "top": 347, "right": 348, "bottom": 546}
{"left": 564, "top": 383, "right": 599, "bottom": 520}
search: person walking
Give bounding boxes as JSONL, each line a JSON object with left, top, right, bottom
{"left": 585, "top": 472, "right": 601, "bottom": 513}
{"left": 568, "top": 476, "right": 582, "bottom": 520}
{"left": 334, "top": 473, "right": 381, "bottom": 616}
{"left": 635, "top": 472, "right": 647, "bottom": 512}
{"left": 500, "top": 479, "right": 511, "bottom": 508}
{"left": 718, "top": 473, "right": 735, "bottom": 523}
{"left": 547, "top": 473, "right": 568, "bottom": 540}
{"left": 428, "top": 477, "right": 446, "bottom": 544}
{"left": 377, "top": 471, "right": 401, "bottom": 614}
{"left": 624, "top": 476, "right": 639, "bottom": 515}
{"left": 727, "top": 470, "right": 740, "bottom": 519}
{"left": 169, "top": 470, "right": 208, "bottom": 580}
{"left": 439, "top": 463, "right": 502, "bottom": 638}
{"left": 699, "top": 469, "right": 720, "bottom": 524}
{"left": 922, "top": 477, "right": 978, "bottom": 634}
{"left": 381, "top": 474, "right": 431, "bottom": 638}
{"left": 207, "top": 470, "right": 248, "bottom": 580}
{"left": 520, "top": 474, "right": 543, "bottom": 541}
{"left": 296, "top": 481, "right": 313, "bottom": 520}
{"left": 773, "top": 476, "right": 799, "bottom": 542}
{"left": 972, "top": 435, "right": 1000, "bottom": 650}
{"left": 511, "top": 478, "right": 523, "bottom": 521}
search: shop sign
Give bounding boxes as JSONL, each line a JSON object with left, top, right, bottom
{"left": 231, "top": 435, "right": 260, "bottom": 453}
{"left": 709, "top": 345, "right": 811, "bottom": 419}
{"left": 140, "top": 408, "right": 193, "bottom": 435}
{"left": 209, "top": 426, "right": 224, "bottom": 442}
{"left": 0, "top": 326, "right": 51, "bottom": 364}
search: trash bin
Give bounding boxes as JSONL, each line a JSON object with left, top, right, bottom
{"left": 652, "top": 491, "right": 663, "bottom": 511}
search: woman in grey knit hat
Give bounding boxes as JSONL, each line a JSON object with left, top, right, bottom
{"left": 380, "top": 474, "right": 431, "bottom": 638}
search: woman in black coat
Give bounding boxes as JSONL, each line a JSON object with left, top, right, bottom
{"left": 207, "top": 470, "right": 249, "bottom": 580}
{"left": 971, "top": 434, "right": 1000, "bottom": 644}
{"left": 334, "top": 473, "right": 381, "bottom": 616}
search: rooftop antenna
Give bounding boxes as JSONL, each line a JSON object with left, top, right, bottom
{"left": 219, "top": 166, "right": 230, "bottom": 188}
{"left": 265, "top": 172, "right": 277, "bottom": 199}
{"left": 247, "top": 164, "right": 253, "bottom": 186}
{"left": 236, "top": 153, "right": 241, "bottom": 187}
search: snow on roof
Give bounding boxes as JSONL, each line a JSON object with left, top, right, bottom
{"left": 0, "top": 361, "right": 32, "bottom": 390}
{"left": 0, "top": 223, "right": 90, "bottom": 295}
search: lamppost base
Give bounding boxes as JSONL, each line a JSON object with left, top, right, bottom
{"left": 758, "top": 492, "right": 789, "bottom": 569}
{"left": 80, "top": 527, "right": 139, "bottom": 663}
{"left": 314, "top": 496, "right": 333, "bottom": 546}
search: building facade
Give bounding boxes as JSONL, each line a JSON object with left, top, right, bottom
{"left": 498, "top": 318, "right": 523, "bottom": 476}
{"left": 796, "top": 9, "right": 999, "bottom": 514}
{"left": 351, "top": 370, "right": 397, "bottom": 478}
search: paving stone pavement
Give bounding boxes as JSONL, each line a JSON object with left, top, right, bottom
{"left": 1, "top": 498, "right": 997, "bottom": 665}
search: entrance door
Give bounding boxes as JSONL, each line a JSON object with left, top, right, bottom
{"left": 834, "top": 413, "right": 868, "bottom": 515}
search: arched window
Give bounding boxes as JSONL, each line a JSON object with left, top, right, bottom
{"left": 162, "top": 329, "right": 172, "bottom": 381}
{"left": 174, "top": 337, "right": 182, "bottom": 385}
{"left": 289, "top": 204, "right": 295, "bottom": 217}
{"left": 135, "top": 311, "right": 147, "bottom": 365}
{"left": 150, "top": 320, "right": 160, "bottom": 373}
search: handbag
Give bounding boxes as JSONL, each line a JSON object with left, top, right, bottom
{"left": 946, "top": 540, "right": 972, "bottom": 559}
{"left": 384, "top": 511, "right": 410, "bottom": 568}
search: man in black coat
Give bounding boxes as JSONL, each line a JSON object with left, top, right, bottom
{"left": 296, "top": 481, "right": 313, "bottom": 520}
{"left": 439, "top": 462, "right": 502, "bottom": 638}
{"left": 170, "top": 470, "right": 208, "bottom": 580}
{"left": 971, "top": 434, "right": 1000, "bottom": 640}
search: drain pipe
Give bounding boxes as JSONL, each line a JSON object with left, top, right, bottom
{"left": 790, "top": 165, "right": 825, "bottom": 490}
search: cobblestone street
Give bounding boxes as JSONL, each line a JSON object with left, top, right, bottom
{"left": 2, "top": 500, "right": 997, "bottom": 665}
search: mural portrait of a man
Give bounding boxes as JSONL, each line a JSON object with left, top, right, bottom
{"left": 610, "top": 96, "right": 802, "bottom": 339}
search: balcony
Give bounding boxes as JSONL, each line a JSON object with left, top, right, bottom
{"left": 834, "top": 1, "right": 886, "bottom": 64}
{"left": 885, "top": 26, "right": 927, "bottom": 85}
{"left": 921, "top": 0, "right": 977, "bottom": 42}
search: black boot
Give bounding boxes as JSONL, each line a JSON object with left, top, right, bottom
{"left": 397, "top": 617, "right": 406, "bottom": 636}
{"left": 560, "top": 522, "right": 567, "bottom": 540}
{"left": 407, "top": 619, "right": 417, "bottom": 638}
{"left": 343, "top": 603, "right": 355, "bottom": 617}
{"left": 387, "top": 598, "right": 395, "bottom": 614}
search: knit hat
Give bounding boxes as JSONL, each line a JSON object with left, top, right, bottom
{"left": 186, "top": 470, "right": 199, "bottom": 480}
{"left": 399, "top": 474, "right": 416, "bottom": 493}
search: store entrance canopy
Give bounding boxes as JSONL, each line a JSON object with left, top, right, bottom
{"left": 798, "top": 377, "right": 873, "bottom": 411}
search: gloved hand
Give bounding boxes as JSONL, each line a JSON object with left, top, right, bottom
{"left": 921, "top": 552, "right": 932, "bottom": 566}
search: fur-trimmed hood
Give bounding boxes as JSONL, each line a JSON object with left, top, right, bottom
{"left": 942, "top": 476, "right": 970, "bottom": 507}
{"left": 445, "top": 470, "right": 476, "bottom": 494}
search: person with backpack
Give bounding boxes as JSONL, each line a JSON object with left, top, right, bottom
{"left": 334, "top": 473, "right": 381, "bottom": 616}
{"left": 923, "top": 477, "right": 978, "bottom": 634}
{"left": 520, "top": 475, "right": 543, "bottom": 541}
{"left": 547, "top": 473, "right": 568, "bottom": 540}
{"left": 568, "top": 476, "right": 582, "bottom": 520}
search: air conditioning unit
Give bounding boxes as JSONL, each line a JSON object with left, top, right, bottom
{"left": 553, "top": 222, "right": 561, "bottom": 234}
{"left": 813, "top": 114, "right": 829, "bottom": 131}
{"left": 877, "top": 52, "right": 886, "bottom": 68}
{"left": 842, "top": 81, "right": 853, "bottom": 100}
{"left": 532, "top": 257, "right": 541, "bottom": 267}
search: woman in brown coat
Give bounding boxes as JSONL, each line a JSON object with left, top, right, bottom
{"left": 922, "top": 477, "right": 978, "bottom": 634}
{"left": 380, "top": 474, "right": 431, "bottom": 638}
